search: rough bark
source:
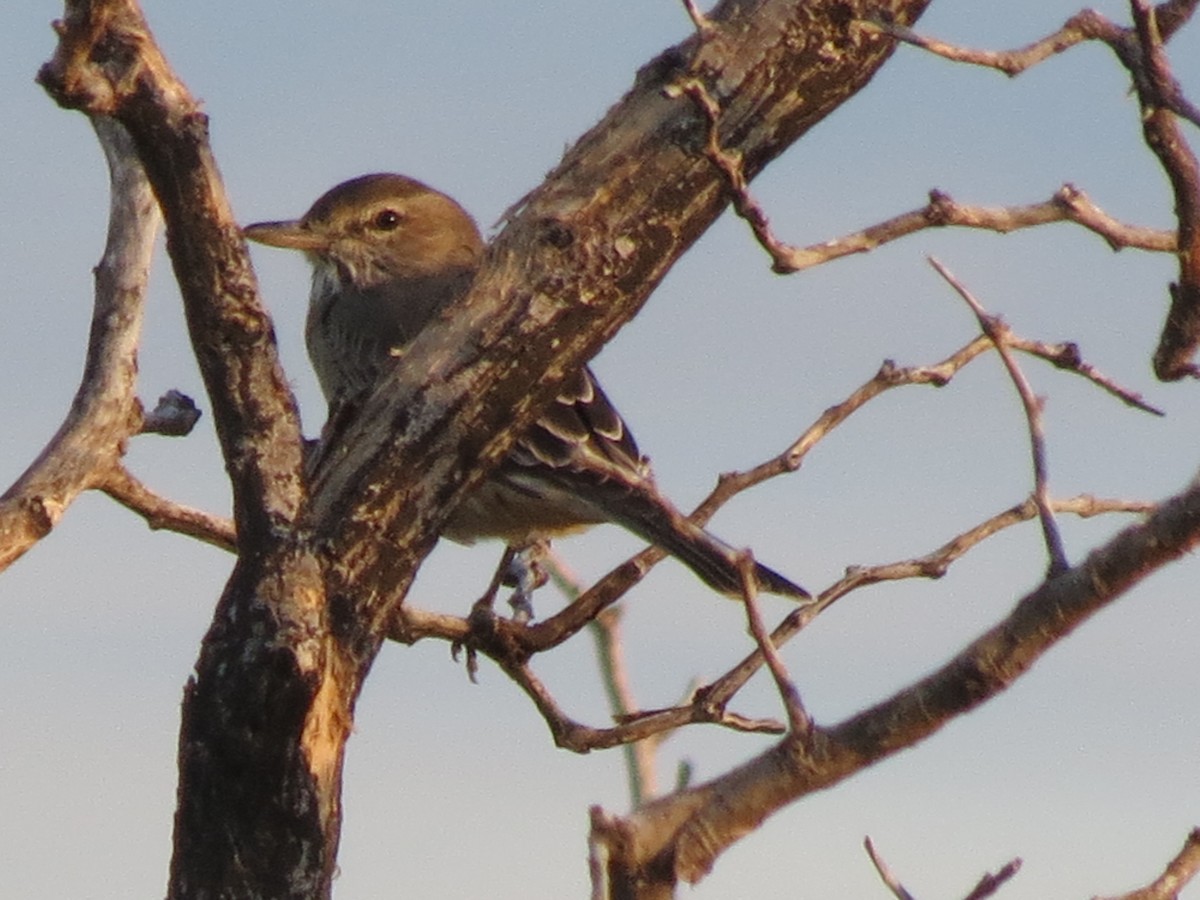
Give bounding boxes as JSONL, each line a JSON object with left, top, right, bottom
{"left": 37, "top": 0, "right": 934, "bottom": 896}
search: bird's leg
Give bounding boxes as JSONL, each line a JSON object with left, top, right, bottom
{"left": 472, "top": 545, "right": 518, "bottom": 617}
{"left": 505, "top": 540, "right": 551, "bottom": 623}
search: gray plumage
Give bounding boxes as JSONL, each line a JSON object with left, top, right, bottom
{"left": 244, "top": 173, "right": 807, "bottom": 600}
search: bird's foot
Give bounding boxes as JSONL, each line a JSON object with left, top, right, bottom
{"left": 504, "top": 542, "right": 550, "bottom": 624}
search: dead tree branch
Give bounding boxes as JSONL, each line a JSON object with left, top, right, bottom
{"left": 862, "top": 1, "right": 1197, "bottom": 94}
{"left": 962, "top": 858, "right": 1023, "bottom": 900}
{"left": 864, "top": 1, "right": 1200, "bottom": 379}
{"left": 0, "top": 118, "right": 157, "bottom": 574}
{"left": 737, "top": 554, "right": 811, "bottom": 735}
{"left": 930, "top": 257, "right": 1069, "bottom": 575}
{"left": 601, "top": 477, "right": 1200, "bottom": 893}
{"left": 673, "top": 69, "right": 1177, "bottom": 273}
{"left": 99, "top": 465, "right": 236, "bottom": 552}
{"left": 1131, "top": 1, "right": 1200, "bottom": 379}
{"left": 1095, "top": 827, "right": 1200, "bottom": 900}
{"left": 781, "top": 187, "right": 1176, "bottom": 272}
{"left": 696, "top": 494, "right": 1151, "bottom": 716}
{"left": 864, "top": 837, "right": 918, "bottom": 900}
{"left": 385, "top": 494, "right": 1149, "bottom": 755}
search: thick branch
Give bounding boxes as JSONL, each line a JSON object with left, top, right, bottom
{"left": 39, "top": 7, "right": 340, "bottom": 897}
{"left": 306, "top": 0, "right": 935, "bottom": 633}
{"left": 38, "top": 2, "right": 939, "bottom": 897}
{"left": 38, "top": 0, "right": 306, "bottom": 540}
{"left": 0, "top": 117, "right": 156, "bottom": 573}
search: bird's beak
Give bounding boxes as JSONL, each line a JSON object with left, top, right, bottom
{"left": 242, "top": 219, "right": 328, "bottom": 253}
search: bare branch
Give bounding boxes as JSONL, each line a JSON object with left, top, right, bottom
{"left": 384, "top": 495, "right": 1148, "bottom": 755}
{"left": 0, "top": 117, "right": 157, "bottom": 574}
{"left": 38, "top": 0, "right": 307, "bottom": 543}
{"left": 860, "top": 0, "right": 1200, "bottom": 378}
{"left": 1131, "top": 1, "right": 1200, "bottom": 379}
{"left": 704, "top": 495, "right": 1152, "bottom": 709}
{"left": 864, "top": 837, "right": 917, "bottom": 900}
{"left": 859, "top": 10, "right": 1116, "bottom": 77}
{"left": 962, "top": 858, "right": 1022, "bottom": 900}
{"left": 736, "top": 554, "right": 810, "bottom": 735}
{"left": 549, "top": 552, "right": 661, "bottom": 804}
{"left": 785, "top": 187, "right": 1176, "bottom": 272}
{"left": 666, "top": 70, "right": 1176, "bottom": 272}
{"left": 701, "top": 327, "right": 1157, "bottom": 528}
{"left": 497, "top": 646, "right": 782, "bottom": 754}
{"left": 1008, "top": 334, "right": 1163, "bottom": 415}
{"left": 99, "top": 466, "right": 236, "bottom": 552}
{"left": 1095, "top": 827, "right": 1200, "bottom": 900}
{"left": 862, "top": 1, "right": 1197, "bottom": 98}
{"left": 621, "top": 477, "right": 1200, "bottom": 889}
{"left": 930, "top": 257, "right": 1069, "bottom": 575}
{"left": 679, "top": 0, "right": 713, "bottom": 34}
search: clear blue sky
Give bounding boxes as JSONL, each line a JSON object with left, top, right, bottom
{"left": 1, "top": 2, "right": 1198, "bottom": 897}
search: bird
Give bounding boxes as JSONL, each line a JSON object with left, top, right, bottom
{"left": 243, "top": 173, "right": 808, "bottom": 605}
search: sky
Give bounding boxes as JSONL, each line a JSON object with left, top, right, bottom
{"left": 1, "top": 1, "right": 1198, "bottom": 898}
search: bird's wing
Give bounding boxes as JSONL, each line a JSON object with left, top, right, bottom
{"left": 509, "top": 366, "right": 648, "bottom": 483}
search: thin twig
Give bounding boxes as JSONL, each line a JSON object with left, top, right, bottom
{"left": 679, "top": 0, "right": 712, "bottom": 33}
{"left": 665, "top": 77, "right": 802, "bottom": 273}
{"left": 929, "top": 257, "right": 1069, "bottom": 576}
{"left": 668, "top": 71, "right": 1177, "bottom": 273}
{"left": 386, "top": 495, "right": 1149, "bottom": 752}
{"left": 864, "top": 837, "right": 917, "bottom": 900}
{"left": 702, "top": 495, "right": 1151, "bottom": 710}
{"left": 862, "top": 1, "right": 1198, "bottom": 111}
{"left": 548, "top": 551, "right": 660, "bottom": 804}
{"left": 780, "top": 186, "right": 1175, "bottom": 273}
{"left": 99, "top": 465, "right": 236, "bottom": 552}
{"left": 700, "top": 329, "right": 1157, "bottom": 529}
{"left": 1008, "top": 334, "right": 1163, "bottom": 415}
{"left": 737, "top": 553, "right": 810, "bottom": 735}
{"left": 963, "top": 858, "right": 1022, "bottom": 900}
{"left": 860, "top": 11, "right": 1106, "bottom": 77}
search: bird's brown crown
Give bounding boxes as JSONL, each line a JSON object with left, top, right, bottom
{"left": 246, "top": 173, "right": 484, "bottom": 287}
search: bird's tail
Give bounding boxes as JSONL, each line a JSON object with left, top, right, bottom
{"left": 602, "top": 487, "right": 809, "bottom": 600}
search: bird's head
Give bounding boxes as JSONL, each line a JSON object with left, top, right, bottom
{"left": 243, "top": 173, "right": 484, "bottom": 290}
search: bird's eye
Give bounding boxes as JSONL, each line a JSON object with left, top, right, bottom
{"left": 372, "top": 208, "right": 403, "bottom": 231}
